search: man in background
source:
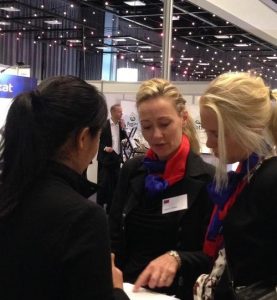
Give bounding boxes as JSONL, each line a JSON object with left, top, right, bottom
{"left": 97, "top": 104, "right": 127, "bottom": 213}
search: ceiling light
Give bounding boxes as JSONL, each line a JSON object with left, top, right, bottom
{"left": 160, "top": 15, "right": 180, "bottom": 21}
{"left": 112, "top": 38, "right": 127, "bottom": 42}
{"left": 198, "top": 63, "right": 210, "bottom": 66}
{"left": 44, "top": 20, "right": 62, "bottom": 25}
{"left": 266, "top": 56, "right": 277, "bottom": 60}
{"left": 67, "top": 39, "right": 82, "bottom": 43}
{"left": 234, "top": 43, "right": 249, "bottom": 47}
{"left": 141, "top": 58, "right": 153, "bottom": 61}
{"left": 0, "top": 21, "right": 11, "bottom": 25}
{"left": 139, "top": 45, "right": 152, "bottom": 49}
{"left": 0, "top": 6, "right": 20, "bottom": 12}
{"left": 214, "top": 35, "right": 231, "bottom": 39}
{"left": 96, "top": 46, "right": 109, "bottom": 50}
{"left": 180, "top": 57, "right": 194, "bottom": 61}
{"left": 124, "top": 1, "right": 146, "bottom": 6}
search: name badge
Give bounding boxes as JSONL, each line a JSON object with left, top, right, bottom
{"left": 162, "top": 194, "right": 188, "bottom": 214}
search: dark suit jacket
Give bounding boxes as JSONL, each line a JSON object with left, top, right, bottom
{"left": 109, "top": 151, "right": 215, "bottom": 300}
{"left": 97, "top": 119, "right": 127, "bottom": 166}
{"left": 0, "top": 162, "right": 129, "bottom": 300}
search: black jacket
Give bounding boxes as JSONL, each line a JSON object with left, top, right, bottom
{"left": 223, "top": 157, "right": 277, "bottom": 287}
{"left": 97, "top": 119, "right": 127, "bottom": 166}
{"left": 109, "top": 151, "right": 215, "bottom": 300}
{"left": 0, "top": 162, "right": 129, "bottom": 300}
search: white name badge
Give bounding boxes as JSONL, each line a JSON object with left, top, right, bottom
{"left": 162, "top": 194, "right": 188, "bottom": 214}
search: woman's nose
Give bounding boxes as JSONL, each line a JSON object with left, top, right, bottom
{"left": 206, "top": 136, "right": 215, "bottom": 149}
{"left": 152, "top": 127, "right": 163, "bottom": 139}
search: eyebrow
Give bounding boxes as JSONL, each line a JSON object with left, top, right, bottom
{"left": 140, "top": 116, "right": 171, "bottom": 122}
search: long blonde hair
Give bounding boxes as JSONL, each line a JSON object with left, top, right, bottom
{"left": 200, "top": 72, "right": 277, "bottom": 189}
{"left": 136, "top": 78, "right": 200, "bottom": 154}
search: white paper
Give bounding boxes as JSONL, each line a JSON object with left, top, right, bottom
{"left": 123, "top": 283, "right": 180, "bottom": 300}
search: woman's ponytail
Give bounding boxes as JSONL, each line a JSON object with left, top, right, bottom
{"left": 0, "top": 92, "right": 47, "bottom": 217}
{"left": 183, "top": 114, "right": 200, "bottom": 155}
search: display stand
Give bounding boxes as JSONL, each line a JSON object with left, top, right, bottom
{"left": 122, "top": 127, "right": 137, "bottom": 160}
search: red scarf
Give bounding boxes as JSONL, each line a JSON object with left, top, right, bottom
{"left": 203, "top": 152, "right": 261, "bottom": 258}
{"left": 203, "top": 179, "right": 247, "bottom": 258}
{"left": 145, "top": 134, "right": 190, "bottom": 186}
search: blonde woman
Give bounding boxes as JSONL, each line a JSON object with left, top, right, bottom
{"left": 109, "top": 78, "right": 214, "bottom": 300}
{"left": 195, "top": 73, "right": 277, "bottom": 299}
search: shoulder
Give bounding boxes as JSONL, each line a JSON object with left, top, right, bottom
{"left": 121, "top": 155, "right": 144, "bottom": 173}
{"left": 186, "top": 151, "right": 215, "bottom": 180}
{"left": 101, "top": 120, "right": 110, "bottom": 133}
{"left": 29, "top": 179, "right": 104, "bottom": 224}
{"left": 251, "top": 156, "right": 277, "bottom": 188}
{"left": 259, "top": 156, "right": 277, "bottom": 175}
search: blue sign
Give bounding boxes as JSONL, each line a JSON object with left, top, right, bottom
{"left": 0, "top": 74, "right": 37, "bottom": 99}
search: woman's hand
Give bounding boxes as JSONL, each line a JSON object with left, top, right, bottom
{"left": 133, "top": 253, "right": 179, "bottom": 291}
{"left": 111, "top": 253, "right": 124, "bottom": 289}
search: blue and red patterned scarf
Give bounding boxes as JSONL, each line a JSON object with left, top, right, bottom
{"left": 203, "top": 153, "right": 260, "bottom": 258}
{"left": 143, "top": 135, "right": 190, "bottom": 197}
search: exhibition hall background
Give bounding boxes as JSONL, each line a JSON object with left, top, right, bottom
{"left": 1, "top": 0, "right": 277, "bottom": 181}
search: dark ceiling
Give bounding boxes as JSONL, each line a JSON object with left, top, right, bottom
{"left": 0, "top": 0, "right": 276, "bottom": 83}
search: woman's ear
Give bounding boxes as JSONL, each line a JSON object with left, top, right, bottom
{"left": 182, "top": 110, "right": 188, "bottom": 126}
{"left": 76, "top": 127, "right": 90, "bottom": 151}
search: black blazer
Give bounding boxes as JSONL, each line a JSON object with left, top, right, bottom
{"left": 223, "top": 157, "right": 277, "bottom": 287}
{"left": 97, "top": 119, "right": 127, "bottom": 166}
{"left": 109, "top": 151, "right": 215, "bottom": 300}
{"left": 0, "top": 162, "right": 129, "bottom": 300}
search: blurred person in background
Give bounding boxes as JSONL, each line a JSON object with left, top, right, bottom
{"left": 109, "top": 78, "right": 215, "bottom": 300}
{"left": 0, "top": 76, "right": 129, "bottom": 300}
{"left": 97, "top": 104, "right": 127, "bottom": 214}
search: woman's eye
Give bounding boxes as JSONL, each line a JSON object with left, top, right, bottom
{"left": 160, "top": 123, "right": 170, "bottom": 127}
{"left": 142, "top": 126, "right": 151, "bottom": 130}
{"left": 205, "top": 130, "right": 218, "bottom": 138}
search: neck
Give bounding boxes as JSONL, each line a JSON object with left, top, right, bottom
{"left": 55, "top": 157, "right": 84, "bottom": 175}
{"left": 157, "top": 147, "right": 179, "bottom": 161}
{"left": 111, "top": 117, "right": 118, "bottom": 124}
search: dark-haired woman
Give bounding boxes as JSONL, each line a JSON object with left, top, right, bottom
{"left": 0, "top": 76, "right": 129, "bottom": 300}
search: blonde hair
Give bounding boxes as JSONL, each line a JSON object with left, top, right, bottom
{"left": 200, "top": 72, "right": 277, "bottom": 189}
{"left": 136, "top": 78, "right": 200, "bottom": 154}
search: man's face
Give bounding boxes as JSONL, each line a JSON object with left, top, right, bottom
{"left": 111, "top": 106, "right": 123, "bottom": 122}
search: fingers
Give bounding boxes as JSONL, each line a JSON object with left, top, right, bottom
{"left": 147, "top": 269, "right": 162, "bottom": 289}
{"left": 133, "top": 254, "right": 178, "bottom": 292}
{"left": 133, "top": 269, "right": 151, "bottom": 291}
{"left": 111, "top": 253, "right": 123, "bottom": 289}
{"left": 149, "top": 271, "right": 174, "bottom": 288}
{"left": 157, "top": 274, "right": 173, "bottom": 287}
{"left": 111, "top": 253, "right": 115, "bottom": 266}
{"left": 133, "top": 269, "right": 174, "bottom": 291}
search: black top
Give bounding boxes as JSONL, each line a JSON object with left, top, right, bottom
{"left": 223, "top": 157, "right": 277, "bottom": 286}
{"left": 124, "top": 179, "right": 191, "bottom": 284}
{"left": 0, "top": 162, "right": 129, "bottom": 300}
{"left": 123, "top": 190, "right": 179, "bottom": 282}
{"left": 110, "top": 152, "right": 215, "bottom": 300}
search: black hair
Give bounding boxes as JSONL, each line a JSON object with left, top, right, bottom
{"left": 0, "top": 76, "right": 107, "bottom": 218}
